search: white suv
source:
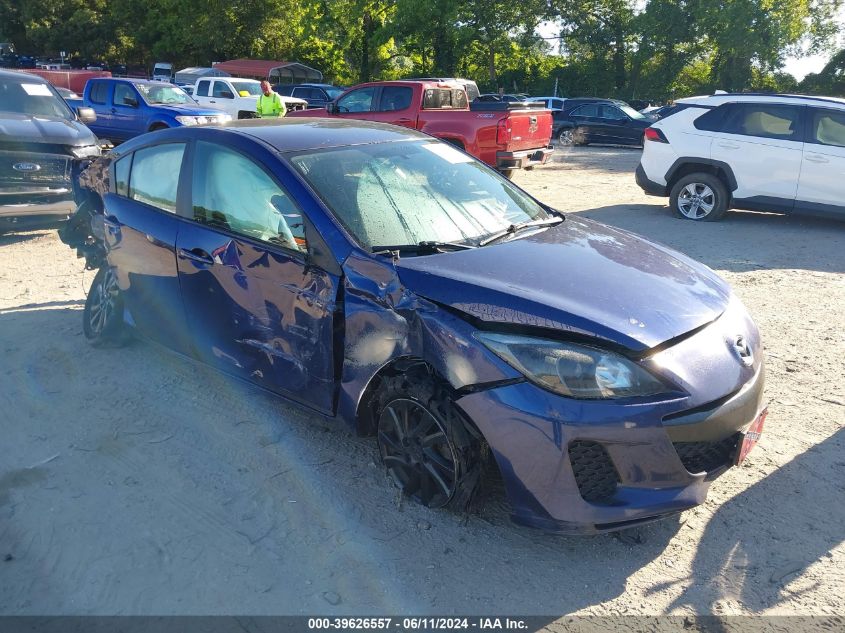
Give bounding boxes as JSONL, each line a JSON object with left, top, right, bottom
{"left": 636, "top": 93, "right": 845, "bottom": 221}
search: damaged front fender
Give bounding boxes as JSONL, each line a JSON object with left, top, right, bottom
{"left": 336, "top": 250, "right": 523, "bottom": 431}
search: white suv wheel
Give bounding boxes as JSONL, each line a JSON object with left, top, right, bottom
{"left": 669, "top": 172, "right": 729, "bottom": 222}
{"left": 678, "top": 183, "right": 716, "bottom": 219}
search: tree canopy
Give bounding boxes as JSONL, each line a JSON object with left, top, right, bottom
{"left": 1, "top": 0, "right": 842, "bottom": 100}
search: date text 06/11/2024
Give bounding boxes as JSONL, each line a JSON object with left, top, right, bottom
{"left": 307, "top": 617, "right": 529, "bottom": 630}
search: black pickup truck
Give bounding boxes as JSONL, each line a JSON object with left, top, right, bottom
{"left": 0, "top": 69, "right": 100, "bottom": 234}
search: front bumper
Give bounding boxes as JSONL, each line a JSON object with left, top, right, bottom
{"left": 456, "top": 364, "right": 765, "bottom": 534}
{"left": 635, "top": 163, "right": 668, "bottom": 196}
{"left": 0, "top": 148, "right": 80, "bottom": 225}
{"left": 0, "top": 189, "right": 76, "bottom": 230}
{"left": 497, "top": 145, "right": 555, "bottom": 171}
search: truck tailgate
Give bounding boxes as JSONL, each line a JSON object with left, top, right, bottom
{"left": 504, "top": 109, "right": 553, "bottom": 152}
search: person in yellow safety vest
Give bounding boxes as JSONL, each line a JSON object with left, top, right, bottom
{"left": 256, "top": 81, "right": 286, "bottom": 118}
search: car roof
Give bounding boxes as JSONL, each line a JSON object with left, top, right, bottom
{"left": 0, "top": 68, "right": 48, "bottom": 83}
{"left": 95, "top": 77, "right": 173, "bottom": 85}
{"left": 676, "top": 92, "right": 845, "bottom": 108}
{"left": 212, "top": 118, "right": 431, "bottom": 152}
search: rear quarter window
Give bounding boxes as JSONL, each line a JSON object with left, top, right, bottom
{"left": 89, "top": 81, "right": 108, "bottom": 105}
{"left": 809, "top": 109, "right": 845, "bottom": 148}
{"left": 114, "top": 154, "right": 132, "bottom": 197}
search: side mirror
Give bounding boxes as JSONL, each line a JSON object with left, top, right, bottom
{"left": 76, "top": 107, "right": 97, "bottom": 123}
{"left": 123, "top": 95, "right": 138, "bottom": 107}
{"left": 221, "top": 90, "right": 234, "bottom": 99}
{"left": 326, "top": 102, "right": 338, "bottom": 114}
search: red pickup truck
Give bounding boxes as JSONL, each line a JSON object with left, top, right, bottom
{"left": 288, "top": 80, "right": 554, "bottom": 177}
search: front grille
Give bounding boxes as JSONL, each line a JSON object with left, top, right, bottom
{"left": 673, "top": 434, "right": 740, "bottom": 476}
{"left": 568, "top": 440, "right": 620, "bottom": 504}
{"left": 0, "top": 150, "right": 71, "bottom": 187}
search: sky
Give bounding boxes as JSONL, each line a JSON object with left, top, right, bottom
{"left": 537, "top": 8, "right": 845, "bottom": 82}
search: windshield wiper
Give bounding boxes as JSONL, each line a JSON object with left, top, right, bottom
{"left": 478, "top": 216, "right": 564, "bottom": 247}
{"left": 372, "top": 241, "right": 476, "bottom": 256}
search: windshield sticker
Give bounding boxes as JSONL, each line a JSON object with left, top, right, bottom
{"left": 422, "top": 143, "right": 473, "bottom": 164}
{"left": 22, "top": 83, "right": 53, "bottom": 96}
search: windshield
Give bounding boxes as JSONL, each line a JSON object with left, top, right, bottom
{"left": 620, "top": 105, "right": 647, "bottom": 120}
{"left": 231, "top": 81, "right": 263, "bottom": 97}
{"left": 289, "top": 140, "right": 550, "bottom": 250}
{"left": 0, "top": 77, "right": 75, "bottom": 120}
{"left": 136, "top": 83, "right": 193, "bottom": 105}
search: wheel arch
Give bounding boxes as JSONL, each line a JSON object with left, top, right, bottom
{"left": 665, "top": 159, "right": 737, "bottom": 195}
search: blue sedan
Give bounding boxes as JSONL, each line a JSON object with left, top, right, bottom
{"left": 63, "top": 119, "right": 767, "bottom": 534}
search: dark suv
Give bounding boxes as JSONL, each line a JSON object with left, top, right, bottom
{"left": 0, "top": 69, "right": 100, "bottom": 233}
{"left": 553, "top": 98, "right": 653, "bottom": 147}
{"left": 272, "top": 83, "right": 344, "bottom": 109}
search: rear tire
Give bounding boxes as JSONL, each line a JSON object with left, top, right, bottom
{"left": 670, "top": 172, "right": 729, "bottom": 221}
{"left": 374, "top": 366, "right": 485, "bottom": 511}
{"left": 83, "top": 267, "right": 128, "bottom": 347}
{"left": 558, "top": 128, "right": 574, "bottom": 146}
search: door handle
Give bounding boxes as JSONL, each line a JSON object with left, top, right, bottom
{"left": 178, "top": 247, "right": 214, "bottom": 265}
{"left": 209, "top": 100, "right": 216, "bottom": 103}
{"left": 804, "top": 153, "right": 829, "bottom": 164}
{"left": 717, "top": 142, "right": 740, "bottom": 150}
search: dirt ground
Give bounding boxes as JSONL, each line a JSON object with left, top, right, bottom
{"left": 0, "top": 146, "right": 843, "bottom": 618}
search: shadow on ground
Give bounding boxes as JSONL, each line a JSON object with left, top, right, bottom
{"left": 577, "top": 203, "right": 845, "bottom": 274}
{"left": 0, "top": 231, "right": 53, "bottom": 247}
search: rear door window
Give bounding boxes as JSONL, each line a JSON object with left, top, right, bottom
{"left": 571, "top": 104, "right": 599, "bottom": 118}
{"left": 196, "top": 80, "right": 210, "bottom": 97}
{"left": 712, "top": 104, "right": 803, "bottom": 141}
{"left": 129, "top": 143, "right": 186, "bottom": 213}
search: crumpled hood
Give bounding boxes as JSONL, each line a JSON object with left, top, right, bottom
{"left": 395, "top": 216, "right": 731, "bottom": 352}
{"left": 0, "top": 113, "right": 97, "bottom": 147}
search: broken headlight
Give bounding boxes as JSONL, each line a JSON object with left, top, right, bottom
{"left": 475, "top": 332, "right": 669, "bottom": 399}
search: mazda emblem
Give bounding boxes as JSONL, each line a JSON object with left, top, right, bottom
{"left": 733, "top": 335, "right": 753, "bottom": 366}
{"left": 13, "top": 162, "right": 41, "bottom": 172}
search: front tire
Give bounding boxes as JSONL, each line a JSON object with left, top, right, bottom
{"left": 669, "top": 172, "right": 729, "bottom": 221}
{"left": 375, "top": 367, "right": 484, "bottom": 510}
{"left": 83, "top": 267, "right": 128, "bottom": 347}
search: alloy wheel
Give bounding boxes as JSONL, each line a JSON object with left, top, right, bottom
{"left": 559, "top": 129, "right": 574, "bottom": 145}
{"left": 377, "top": 398, "right": 459, "bottom": 508}
{"left": 677, "top": 182, "right": 716, "bottom": 219}
{"left": 88, "top": 268, "right": 119, "bottom": 336}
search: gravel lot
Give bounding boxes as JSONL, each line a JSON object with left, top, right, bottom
{"left": 1, "top": 146, "right": 843, "bottom": 618}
